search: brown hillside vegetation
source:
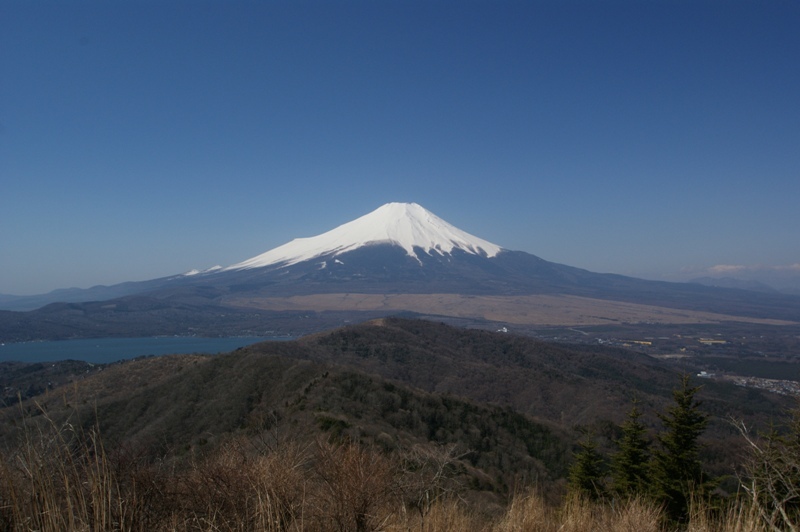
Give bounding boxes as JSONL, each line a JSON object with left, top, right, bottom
{"left": 0, "top": 318, "right": 795, "bottom": 530}
{"left": 0, "top": 414, "right": 790, "bottom": 531}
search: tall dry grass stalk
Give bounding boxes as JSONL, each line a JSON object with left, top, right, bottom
{"left": 386, "top": 498, "right": 485, "bottom": 532}
{"left": 493, "top": 490, "right": 663, "bottom": 532}
{"left": 687, "top": 496, "right": 768, "bottom": 532}
{"left": 0, "top": 408, "right": 139, "bottom": 532}
{"left": 493, "top": 489, "right": 557, "bottom": 532}
{"left": 602, "top": 496, "right": 664, "bottom": 532}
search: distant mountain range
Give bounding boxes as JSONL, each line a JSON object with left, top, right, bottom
{"left": 689, "top": 277, "right": 779, "bottom": 293}
{"left": 1, "top": 202, "right": 798, "bottom": 340}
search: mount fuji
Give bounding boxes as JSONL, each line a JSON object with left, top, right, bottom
{"left": 174, "top": 201, "right": 603, "bottom": 298}
{"left": 2, "top": 202, "right": 799, "bottom": 340}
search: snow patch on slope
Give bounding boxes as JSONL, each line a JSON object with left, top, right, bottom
{"left": 225, "top": 202, "right": 503, "bottom": 271}
{"left": 183, "top": 265, "right": 222, "bottom": 276}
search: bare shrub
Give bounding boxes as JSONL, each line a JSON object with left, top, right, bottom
{"left": 176, "top": 437, "right": 310, "bottom": 531}
{"left": 734, "top": 418, "right": 800, "bottom": 531}
{"left": 311, "top": 439, "right": 396, "bottom": 532}
{"left": 396, "top": 443, "right": 468, "bottom": 522}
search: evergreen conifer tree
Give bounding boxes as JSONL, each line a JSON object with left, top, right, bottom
{"left": 651, "top": 374, "right": 710, "bottom": 523}
{"left": 611, "top": 400, "right": 651, "bottom": 497}
{"left": 568, "top": 435, "right": 605, "bottom": 501}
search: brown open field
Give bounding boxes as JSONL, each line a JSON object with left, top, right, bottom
{"left": 224, "top": 293, "right": 797, "bottom": 327}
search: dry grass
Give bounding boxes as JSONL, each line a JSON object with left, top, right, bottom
{"left": 493, "top": 489, "right": 557, "bottom": 532}
{"left": 686, "top": 496, "right": 766, "bottom": 532}
{"left": 0, "top": 416, "right": 782, "bottom": 531}
{"left": 223, "top": 293, "right": 796, "bottom": 327}
{"left": 492, "top": 491, "right": 663, "bottom": 532}
{"left": 0, "top": 410, "right": 139, "bottom": 531}
{"left": 385, "top": 499, "right": 486, "bottom": 532}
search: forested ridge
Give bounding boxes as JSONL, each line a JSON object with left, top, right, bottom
{"left": 0, "top": 318, "right": 796, "bottom": 530}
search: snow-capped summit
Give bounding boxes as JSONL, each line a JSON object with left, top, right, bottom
{"left": 225, "top": 202, "right": 503, "bottom": 271}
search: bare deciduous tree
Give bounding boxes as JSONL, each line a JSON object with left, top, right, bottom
{"left": 735, "top": 417, "right": 800, "bottom": 532}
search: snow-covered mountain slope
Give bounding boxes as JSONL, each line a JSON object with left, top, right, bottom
{"left": 183, "top": 265, "right": 222, "bottom": 276}
{"left": 225, "top": 202, "right": 504, "bottom": 271}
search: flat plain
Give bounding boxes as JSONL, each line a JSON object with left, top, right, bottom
{"left": 224, "top": 293, "right": 798, "bottom": 327}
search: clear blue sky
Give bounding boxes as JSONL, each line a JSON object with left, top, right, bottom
{"left": 2, "top": 0, "right": 799, "bottom": 295}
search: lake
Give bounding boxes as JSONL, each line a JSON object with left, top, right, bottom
{"left": 0, "top": 336, "right": 290, "bottom": 364}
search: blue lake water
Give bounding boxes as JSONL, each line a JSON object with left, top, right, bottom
{"left": 0, "top": 336, "right": 289, "bottom": 364}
